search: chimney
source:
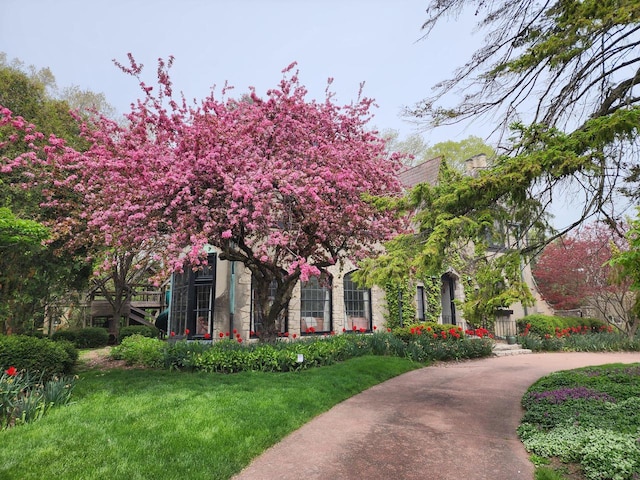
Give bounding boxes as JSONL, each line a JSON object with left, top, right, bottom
{"left": 464, "top": 153, "right": 488, "bottom": 177}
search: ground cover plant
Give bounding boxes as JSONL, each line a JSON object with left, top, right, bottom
{"left": 519, "top": 363, "right": 640, "bottom": 480}
{"left": 0, "top": 355, "right": 419, "bottom": 480}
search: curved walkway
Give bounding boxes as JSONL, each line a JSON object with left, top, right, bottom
{"left": 233, "top": 352, "right": 640, "bottom": 480}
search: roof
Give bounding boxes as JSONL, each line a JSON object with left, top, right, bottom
{"left": 398, "top": 156, "right": 441, "bottom": 189}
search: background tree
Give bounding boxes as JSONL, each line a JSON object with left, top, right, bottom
{"left": 421, "top": 136, "right": 496, "bottom": 172}
{"left": 384, "top": 131, "right": 496, "bottom": 170}
{"left": 360, "top": 1, "right": 640, "bottom": 320}
{"left": 609, "top": 208, "right": 640, "bottom": 335}
{"left": 410, "top": 0, "right": 640, "bottom": 235}
{"left": 0, "top": 56, "right": 99, "bottom": 334}
{"left": 2, "top": 57, "right": 406, "bottom": 341}
{"left": 533, "top": 222, "right": 637, "bottom": 335}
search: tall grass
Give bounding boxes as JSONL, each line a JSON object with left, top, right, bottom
{"left": 0, "top": 356, "right": 419, "bottom": 480}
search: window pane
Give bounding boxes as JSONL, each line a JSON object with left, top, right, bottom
{"left": 343, "top": 272, "right": 371, "bottom": 331}
{"left": 195, "top": 284, "right": 212, "bottom": 335}
{"left": 417, "top": 286, "right": 425, "bottom": 321}
{"left": 300, "top": 276, "right": 331, "bottom": 333}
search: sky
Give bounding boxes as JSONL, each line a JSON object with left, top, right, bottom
{"left": 0, "top": 0, "right": 483, "bottom": 145}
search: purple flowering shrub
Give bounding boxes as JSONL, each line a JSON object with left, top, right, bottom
{"left": 527, "top": 387, "right": 616, "bottom": 405}
{"left": 519, "top": 364, "right": 640, "bottom": 479}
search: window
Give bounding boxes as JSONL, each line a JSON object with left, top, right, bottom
{"left": 441, "top": 273, "right": 457, "bottom": 325}
{"left": 168, "top": 254, "right": 216, "bottom": 337}
{"left": 343, "top": 272, "right": 371, "bottom": 331}
{"left": 251, "top": 277, "right": 288, "bottom": 336}
{"left": 300, "top": 275, "right": 332, "bottom": 333}
{"left": 169, "top": 271, "right": 189, "bottom": 336}
{"left": 416, "top": 285, "right": 426, "bottom": 322}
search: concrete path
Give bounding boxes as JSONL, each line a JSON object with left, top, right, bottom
{"left": 233, "top": 352, "right": 640, "bottom": 480}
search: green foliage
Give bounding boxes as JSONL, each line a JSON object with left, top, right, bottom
{"left": 0, "top": 207, "right": 48, "bottom": 247}
{"left": 517, "top": 314, "right": 605, "bottom": 336}
{"left": 109, "top": 331, "right": 495, "bottom": 373}
{"left": 0, "top": 59, "right": 92, "bottom": 335}
{"left": 0, "top": 369, "right": 76, "bottom": 430}
{"left": 534, "top": 466, "right": 565, "bottom": 480}
{"left": 53, "top": 327, "right": 109, "bottom": 349}
{"left": 517, "top": 314, "right": 566, "bottom": 335}
{"left": 0, "top": 335, "right": 76, "bottom": 377}
{"left": 420, "top": 136, "right": 496, "bottom": 172}
{"left": 609, "top": 208, "right": 640, "bottom": 337}
{"left": 110, "top": 335, "right": 163, "bottom": 368}
{"left": 520, "top": 363, "right": 640, "bottom": 479}
{"left": 51, "top": 330, "right": 77, "bottom": 344}
{"left": 383, "top": 280, "right": 417, "bottom": 329}
{"left": 73, "top": 327, "right": 109, "bottom": 349}
{"left": 462, "top": 254, "right": 534, "bottom": 327}
{"left": 118, "top": 325, "right": 159, "bottom": 341}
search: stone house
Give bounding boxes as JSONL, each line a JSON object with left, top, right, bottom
{"left": 166, "top": 154, "right": 552, "bottom": 340}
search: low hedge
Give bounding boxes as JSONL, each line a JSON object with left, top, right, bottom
{"left": 517, "top": 314, "right": 606, "bottom": 336}
{"left": 119, "top": 325, "right": 160, "bottom": 341}
{"left": 52, "top": 327, "right": 109, "bottom": 349}
{"left": 0, "top": 335, "right": 77, "bottom": 377}
{"left": 110, "top": 331, "right": 495, "bottom": 373}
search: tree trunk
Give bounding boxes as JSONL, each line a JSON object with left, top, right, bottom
{"left": 252, "top": 273, "right": 297, "bottom": 344}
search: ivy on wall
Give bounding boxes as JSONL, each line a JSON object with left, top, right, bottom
{"left": 384, "top": 280, "right": 416, "bottom": 329}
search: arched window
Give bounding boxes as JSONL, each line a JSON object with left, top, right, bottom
{"left": 343, "top": 272, "right": 371, "bottom": 331}
{"left": 300, "top": 275, "right": 332, "bottom": 334}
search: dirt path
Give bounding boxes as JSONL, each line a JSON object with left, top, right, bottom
{"left": 77, "top": 347, "right": 128, "bottom": 370}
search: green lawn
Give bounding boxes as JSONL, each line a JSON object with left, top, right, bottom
{"left": 0, "top": 355, "right": 420, "bottom": 480}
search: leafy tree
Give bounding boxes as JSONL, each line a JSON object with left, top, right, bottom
{"left": 0, "top": 58, "right": 98, "bottom": 334}
{"left": 383, "top": 130, "right": 430, "bottom": 166}
{"left": 421, "top": 136, "right": 496, "bottom": 172}
{"left": 409, "top": 0, "right": 640, "bottom": 232}
{"left": 533, "top": 222, "right": 637, "bottom": 335}
{"left": 384, "top": 132, "right": 496, "bottom": 171}
{"left": 1, "top": 56, "right": 406, "bottom": 341}
{"left": 360, "top": 1, "right": 640, "bottom": 321}
{"left": 609, "top": 209, "right": 640, "bottom": 334}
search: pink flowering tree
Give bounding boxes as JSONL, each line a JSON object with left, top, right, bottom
{"left": 533, "top": 222, "right": 636, "bottom": 335}
{"left": 1, "top": 56, "right": 406, "bottom": 340}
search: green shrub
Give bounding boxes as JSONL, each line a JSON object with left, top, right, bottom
{"left": 163, "top": 339, "right": 214, "bottom": 370}
{"left": 582, "top": 317, "right": 606, "bottom": 331}
{"left": 55, "top": 340, "right": 79, "bottom": 373}
{"left": 75, "top": 327, "right": 109, "bottom": 348}
{"left": 51, "top": 329, "right": 78, "bottom": 344}
{"left": 0, "top": 335, "right": 77, "bottom": 377}
{"left": 52, "top": 328, "right": 109, "bottom": 349}
{"left": 517, "top": 315, "right": 563, "bottom": 336}
{"left": 119, "top": 325, "right": 160, "bottom": 341}
{"left": 108, "top": 330, "right": 493, "bottom": 374}
{"left": 110, "top": 335, "right": 163, "bottom": 368}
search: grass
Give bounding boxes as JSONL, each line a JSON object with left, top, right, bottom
{"left": 0, "top": 355, "right": 420, "bottom": 480}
